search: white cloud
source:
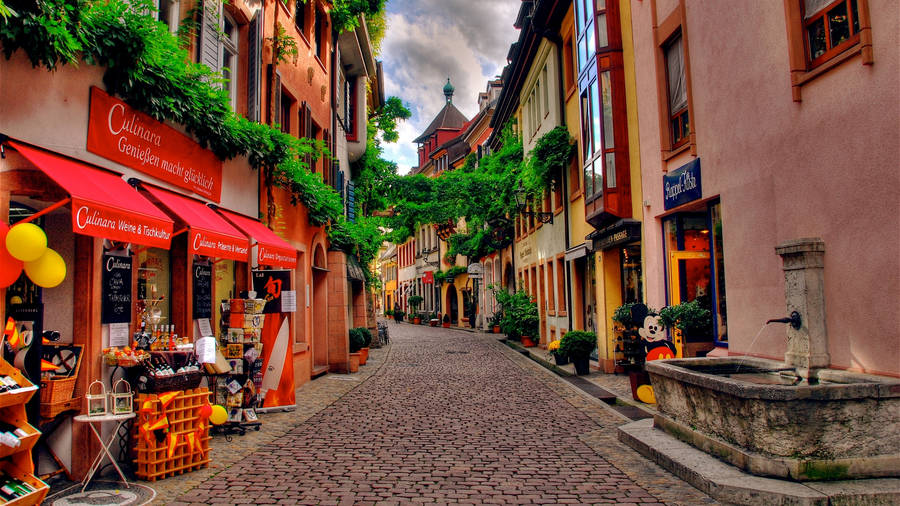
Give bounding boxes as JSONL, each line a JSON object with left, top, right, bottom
{"left": 381, "top": 0, "right": 521, "bottom": 174}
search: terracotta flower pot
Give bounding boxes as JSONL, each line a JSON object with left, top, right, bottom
{"left": 442, "top": 322, "right": 451, "bottom": 328}
{"left": 521, "top": 336, "right": 536, "bottom": 347}
{"left": 359, "top": 347, "right": 369, "bottom": 365}
{"left": 349, "top": 352, "right": 360, "bottom": 373}
{"left": 413, "top": 317, "right": 421, "bottom": 325}
{"left": 493, "top": 325, "right": 501, "bottom": 334}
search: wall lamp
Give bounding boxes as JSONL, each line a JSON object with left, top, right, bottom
{"left": 513, "top": 181, "right": 553, "bottom": 224}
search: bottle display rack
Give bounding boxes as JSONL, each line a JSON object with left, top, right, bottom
{"left": 131, "top": 388, "right": 210, "bottom": 482}
{"left": 0, "top": 357, "right": 48, "bottom": 506}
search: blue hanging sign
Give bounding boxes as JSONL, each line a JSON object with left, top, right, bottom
{"left": 663, "top": 159, "right": 702, "bottom": 210}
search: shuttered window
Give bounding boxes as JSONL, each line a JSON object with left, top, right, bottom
{"left": 247, "top": 13, "right": 261, "bottom": 122}
{"left": 198, "top": 0, "right": 221, "bottom": 71}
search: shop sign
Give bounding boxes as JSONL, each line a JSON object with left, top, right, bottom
{"left": 252, "top": 270, "right": 292, "bottom": 314}
{"left": 466, "top": 263, "right": 483, "bottom": 279}
{"left": 190, "top": 229, "right": 249, "bottom": 262}
{"left": 663, "top": 159, "right": 702, "bottom": 210}
{"left": 192, "top": 262, "right": 212, "bottom": 320}
{"left": 423, "top": 271, "right": 434, "bottom": 284}
{"left": 75, "top": 202, "right": 172, "bottom": 249}
{"left": 257, "top": 244, "right": 298, "bottom": 270}
{"left": 87, "top": 87, "right": 223, "bottom": 202}
{"left": 592, "top": 219, "right": 642, "bottom": 251}
{"left": 101, "top": 253, "right": 132, "bottom": 324}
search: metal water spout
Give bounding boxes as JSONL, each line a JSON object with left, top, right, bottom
{"left": 766, "top": 311, "right": 802, "bottom": 329}
{"left": 775, "top": 238, "right": 829, "bottom": 380}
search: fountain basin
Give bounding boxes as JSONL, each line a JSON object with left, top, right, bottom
{"left": 646, "top": 357, "right": 900, "bottom": 481}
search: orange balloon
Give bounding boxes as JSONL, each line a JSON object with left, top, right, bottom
{"left": 0, "top": 224, "right": 23, "bottom": 288}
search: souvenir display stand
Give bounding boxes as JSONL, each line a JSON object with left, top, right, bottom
{"left": 131, "top": 388, "right": 210, "bottom": 482}
{"left": 0, "top": 356, "right": 49, "bottom": 505}
{"left": 211, "top": 298, "right": 265, "bottom": 435}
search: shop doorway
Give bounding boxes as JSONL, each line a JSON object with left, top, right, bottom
{"left": 446, "top": 285, "right": 458, "bottom": 324}
{"left": 311, "top": 245, "right": 328, "bottom": 375}
{"left": 663, "top": 209, "right": 725, "bottom": 356}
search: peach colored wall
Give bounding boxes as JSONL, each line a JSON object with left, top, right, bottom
{"left": 263, "top": 0, "right": 332, "bottom": 130}
{"left": 630, "top": 0, "right": 900, "bottom": 375}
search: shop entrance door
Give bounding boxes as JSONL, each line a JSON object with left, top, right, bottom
{"left": 667, "top": 250, "right": 710, "bottom": 357}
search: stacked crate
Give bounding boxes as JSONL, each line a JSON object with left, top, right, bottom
{"left": 132, "top": 388, "right": 210, "bottom": 482}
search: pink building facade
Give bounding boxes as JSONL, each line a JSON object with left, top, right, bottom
{"left": 630, "top": 0, "right": 899, "bottom": 375}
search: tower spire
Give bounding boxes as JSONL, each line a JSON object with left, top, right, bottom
{"left": 443, "top": 77, "right": 455, "bottom": 104}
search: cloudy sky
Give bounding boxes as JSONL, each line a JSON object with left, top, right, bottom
{"left": 380, "top": 0, "right": 522, "bottom": 174}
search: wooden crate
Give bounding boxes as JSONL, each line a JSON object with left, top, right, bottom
{"left": 132, "top": 388, "right": 211, "bottom": 482}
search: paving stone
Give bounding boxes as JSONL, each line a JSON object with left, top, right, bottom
{"left": 146, "top": 321, "right": 719, "bottom": 505}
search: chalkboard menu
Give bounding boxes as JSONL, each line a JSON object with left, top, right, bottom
{"left": 193, "top": 262, "right": 213, "bottom": 320}
{"left": 102, "top": 253, "right": 132, "bottom": 324}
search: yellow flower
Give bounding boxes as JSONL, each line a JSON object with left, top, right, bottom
{"left": 547, "top": 339, "right": 560, "bottom": 352}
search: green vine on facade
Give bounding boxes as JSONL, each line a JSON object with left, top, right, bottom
{"left": 0, "top": 0, "right": 338, "bottom": 228}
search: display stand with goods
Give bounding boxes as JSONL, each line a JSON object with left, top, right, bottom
{"left": 210, "top": 298, "right": 264, "bottom": 436}
{"left": 0, "top": 355, "right": 50, "bottom": 505}
{"left": 131, "top": 388, "right": 211, "bottom": 482}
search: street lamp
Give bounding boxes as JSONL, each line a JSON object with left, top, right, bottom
{"left": 513, "top": 181, "right": 553, "bottom": 224}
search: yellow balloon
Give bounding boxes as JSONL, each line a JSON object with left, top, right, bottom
{"left": 636, "top": 384, "right": 657, "bottom": 404}
{"left": 24, "top": 248, "right": 66, "bottom": 288}
{"left": 209, "top": 404, "right": 228, "bottom": 425}
{"left": 6, "top": 223, "right": 47, "bottom": 262}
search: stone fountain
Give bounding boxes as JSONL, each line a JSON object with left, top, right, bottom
{"left": 643, "top": 238, "right": 900, "bottom": 481}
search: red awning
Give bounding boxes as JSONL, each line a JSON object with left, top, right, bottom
{"left": 143, "top": 186, "right": 250, "bottom": 262}
{"left": 8, "top": 141, "right": 173, "bottom": 248}
{"left": 218, "top": 210, "right": 297, "bottom": 269}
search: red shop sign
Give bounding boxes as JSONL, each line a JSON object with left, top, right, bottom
{"left": 86, "top": 87, "right": 223, "bottom": 202}
{"left": 423, "top": 271, "right": 434, "bottom": 284}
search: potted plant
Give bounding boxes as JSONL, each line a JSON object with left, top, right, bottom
{"left": 559, "top": 330, "right": 596, "bottom": 375}
{"left": 658, "top": 299, "right": 712, "bottom": 343}
{"left": 489, "top": 311, "right": 503, "bottom": 334}
{"left": 350, "top": 327, "right": 372, "bottom": 365}
{"left": 442, "top": 314, "right": 451, "bottom": 328}
{"left": 384, "top": 309, "right": 393, "bottom": 317}
{"left": 547, "top": 339, "right": 568, "bottom": 365}
{"left": 408, "top": 296, "right": 423, "bottom": 324}
{"left": 348, "top": 327, "right": 366, "bottom": 373}
{"left": 493, "top": 288, "right": 537, "bottom": 343}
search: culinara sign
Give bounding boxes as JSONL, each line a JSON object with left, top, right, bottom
{"left": 663, "top": 159, "right": 702, "bottom": 210}
{"left": 87, "top": 87, "right": 223, "bottom": 201}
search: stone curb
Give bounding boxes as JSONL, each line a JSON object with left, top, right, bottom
{"left": 619, "top": 418, "right": 900, "bottom": 506}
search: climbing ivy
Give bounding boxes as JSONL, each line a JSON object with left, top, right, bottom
{"left": 0, "top": 0, "right": 338, "bottom": 228}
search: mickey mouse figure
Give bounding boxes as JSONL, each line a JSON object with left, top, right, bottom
{"left": 631, "top": 304, "right": 677, "bottom": 361}
{"left": 629, "top": 304, "right": 677, "bottom": 404}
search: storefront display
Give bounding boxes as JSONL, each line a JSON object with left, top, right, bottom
{"left": 132, "top": 388, "right": 211, "bottom": 481}
{"left": 0, "top": 354, "right": 49, "bottom": 505}
{"left": 213, "top": 297, "right": 265, "bottom": 427}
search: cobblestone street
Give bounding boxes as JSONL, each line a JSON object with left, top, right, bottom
{"left": 169, "top": 322, "right": 714, "bottom": 505}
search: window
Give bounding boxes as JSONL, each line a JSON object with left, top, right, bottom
{"left": 314, "top": 7, "right": 328, "bottom": 63}
{"left": 568, "top": 157, "right": 581, "bottom": 199}
{"left": 157, "top": 0, "right": 179, "bottom": 33}
{"left": 556, "top": 256, "right": 567, "bottom": 314}
{"left": 346, "top": 76, "right": 358, "bottom": 140}
{"left": 784, "top": 0, "right": 871, "bottom": 101}
{"left": 664, "top": 32, "right": 689, "bottom": 149}
{"left": 541, "top": 66, "right": 549, "bottom": 116}
{"left": 803, "top": 0, "right": 860, "bottom": 67}
{"left": 280, "top": 90, "right": 293, "bottom": 134}
{"left": 547, "top": 261, "right": 556, "bottom": 315}
{"left": 222, "top": 12, "right": 239, "bottom": 111}
{"left": 563, "top": 35, "right": 575, "bottom": 92}
{"left": 295, "top": 0, "right": 307, "bottom": 37}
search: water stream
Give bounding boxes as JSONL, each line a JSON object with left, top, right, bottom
{"left": 732, "top": 324, "right": 769, "bottom": 374}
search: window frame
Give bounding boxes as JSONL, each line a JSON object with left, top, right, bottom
{"left": 783, "top": 0, "right": 872, "bottom": 101}
{"left": 663, "top": 31, "right": 689, "bottom": 151}
{"left": 221, "top": 10, "right": 240, "bottom": 112}
{"left": 653, "top": 2, "right": 696, "bottom": 159}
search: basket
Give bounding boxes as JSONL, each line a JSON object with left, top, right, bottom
{"left": 39, "top": 344, "right": 83, "bottom": 404}
{"left": 137, "top": 371, "right": 202, "bottom": 394}
{"left": 40, "top": 376, "right": 76, "bottom": 404}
